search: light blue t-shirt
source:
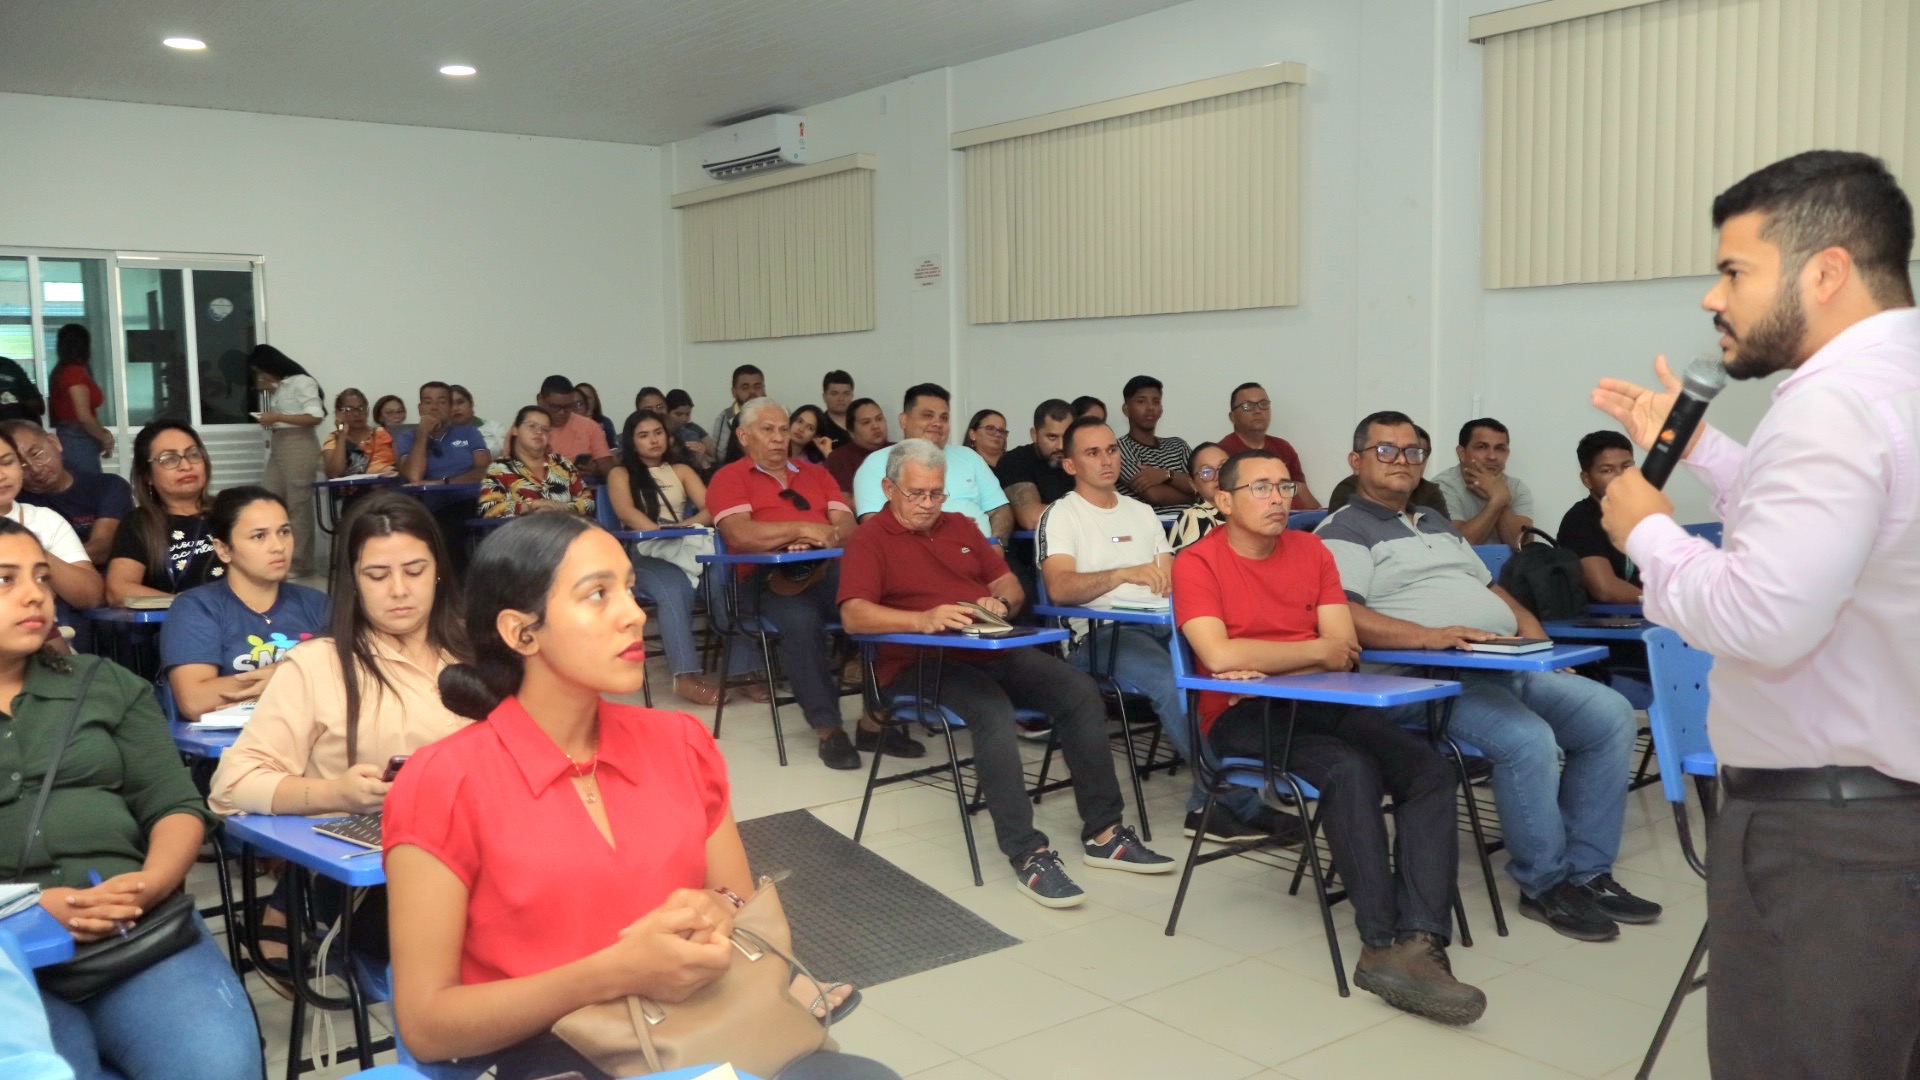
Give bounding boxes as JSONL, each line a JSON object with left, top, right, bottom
{"left": 159, "top": 579, "right": 331, "bottom": 677}
{"left": 853, "top": 443, "right": 1009, "bottom": 535}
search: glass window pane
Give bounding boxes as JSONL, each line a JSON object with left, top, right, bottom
{"left": 120, "top": 267, "right": 189, "bottom": 426}
{"left": 192, "top": 269, "right": 257, "bottom": 424}
{"left": 0, "top": 257, "right": 31, "bottom": 367}
{"left": 41, "top": 259, "right": 115, "bottom": 426}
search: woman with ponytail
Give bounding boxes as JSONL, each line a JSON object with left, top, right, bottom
{"left": 383, "top": 516, "right": 893, "bottom": 1080}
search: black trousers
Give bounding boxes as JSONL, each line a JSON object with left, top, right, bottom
{"left": 1209, "top": 699, "right": 1458, "bottom": 948}
{"left": 888, "top": 648, "right": 1125, "bottom": 864}
{"left": 1707, "top": 792, "right": 1920, "bottom": 1078}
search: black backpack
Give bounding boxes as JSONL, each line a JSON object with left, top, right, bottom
{"left": 1498, "top": 527, "right": 1589, "bottom": 621}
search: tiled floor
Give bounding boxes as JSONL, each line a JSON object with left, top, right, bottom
{"left": 208, "top": 675, "right": 1714, "bottom": 1079}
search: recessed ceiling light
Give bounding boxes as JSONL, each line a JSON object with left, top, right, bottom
{"left": 439, "top": 64, "right": 477, "bottom": 77}
{"left": 162, "top": 37, "right": 207, "bottom": 51}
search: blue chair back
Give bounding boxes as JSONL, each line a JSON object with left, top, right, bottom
{"left": 1682, "top": 521, "right": 1723, "bottom": 547}
{"left": 1643, "top": 626, "right": 1716, "bottom": 805}
{"left": 1287, "top": 509, "right": 1329, "bottom": 531}
{"left": 1474, "top": 544, "right": 1512, "bottom": 579}
{"left": 153, "top": 680, "right": 182, "bottom": 724}
{"left": 593, "top": 483, "right": 617, "bottom": 529}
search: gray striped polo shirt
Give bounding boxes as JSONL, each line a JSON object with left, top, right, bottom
{"left": 1314, "top": 494, "right": 1518, "bottom": 635}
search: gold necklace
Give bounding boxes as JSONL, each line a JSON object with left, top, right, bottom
{"left": 566, "top": 749, "right": 601, "bottom": 804}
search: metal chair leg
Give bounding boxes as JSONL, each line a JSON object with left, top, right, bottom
{"left": 1450, "top": 741, "right": 1509, "bottom": 936}
{"left": 1290, "top": 778, "right": 1349, "bottom": 997}
{"left": 1164, "top": 790, "right": 1217, "bottom": 935}
{"left": 1113, "top": 692, "right": 1152, "bottom": 841}
{"left": 1637, "top": 921, "right": 1710, "bottom": 1079}
{"left": 757, "top": 631, "right": 786, "bottom": 766}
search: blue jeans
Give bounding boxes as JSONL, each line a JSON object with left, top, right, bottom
{"left": 1066, "top": 624, "right": 1264, "bottom": 823}
{"left": 40, "top": 914, "right": 264, "bottom": 1080}
{"left": 1393, "top": 670, "right": 1634, "bottom": 898}
{"left": 56, "top": 424, "right": 103, "bottom": 477}
{"left": 631, "top": 556, "right": 704, "bottom": 676}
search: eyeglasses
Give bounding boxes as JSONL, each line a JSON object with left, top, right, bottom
{"left": 777, "top": 488, "right": 812, "bottom": 512}
{"left": 1364, "top": 443, "right": 1429, "bottom": 464}
{"left": 976, "top": 425, "right": 1007, "bottom": 438}
{"left": 338, "top": 405, "right": 366, "bottom": 415}
{"left": 518, "top": 423, "right": 552, "bottom": 436}
{"left": 897, "top": 488, "right": 947, "bottom": 505}
{"left": 1224, "top": 479, "right": 1298, "bottom": 499}
{"left": 150, "top": 447, "right": 207, "bottom": 470}
{"left": 1194, "top": 465, "right": 1220, "bottom": 481}
{"left": 1231, "top": 399, "right": 1272, "bottom": 413}
{"left": 21, "top": 446, "right": 55, "bottom": 465}
{"left": 572, "top": 401, "right": 590, "bottom": 412}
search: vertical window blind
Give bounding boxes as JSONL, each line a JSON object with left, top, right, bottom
{"left": 672, "top": 155, "right": 876, "bottom": 342}
{"left": 954, "top": 64, "right": 1308, "bottom": 325}
{"left": 1476, "top": 0, "right": 1917, "bottom": 288}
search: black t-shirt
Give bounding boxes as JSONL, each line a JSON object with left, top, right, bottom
{"left": 107, "top": 511, "right": 224, "bottom": 593}
{"left": 19, "top": 472, "right": 134, "bottom": 552}
{"left": 0, "top": 356, "right": 44, "bottom": 423}
{"left": 816, "top": 413, "right": 852, "bottom": 451}
{"left": 993, "top": 444, "right": 1075, "bottom": 506}
{"left": 1557, "top": 496, "right": 1638, "bottom": 585}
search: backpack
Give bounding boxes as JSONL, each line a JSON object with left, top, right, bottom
{"left": 1498, "top": 526, "right": 1589, "bottom": 621}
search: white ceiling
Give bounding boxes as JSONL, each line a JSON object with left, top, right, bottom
{"left": 0, "top": 0, "right": 1192, "bottom": 145}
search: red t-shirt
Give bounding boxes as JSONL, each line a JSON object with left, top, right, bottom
{"left": 1170, "top": 527, "right": 1348, "bottom": 732}
{"left": 1216, "top": 432, "right": 1309, "bottom": 489}
{"left": 51, "top": 364, "right": 102, "bottom": 423}
{"left": 837, "top": 509, "right": 1011, "bottom": 686}
{"left": 382, "top": 697, "right": 729, "bottom": 987}
{"left": 706, "top": 457, "right": 849, "bottom": 525}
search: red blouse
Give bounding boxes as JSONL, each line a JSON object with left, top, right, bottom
{"left": 51, "top": 364, "right": 102, "bottom": 423}
{"left": 382, "top": 697, "right": 729, "bottom": 986}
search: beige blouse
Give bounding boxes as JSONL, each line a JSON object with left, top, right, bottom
{"left": 650, "top": 464, "right": 690, "bottom": 523}
{"left": 207, "top": 635, "right": 469, "bottom": 816}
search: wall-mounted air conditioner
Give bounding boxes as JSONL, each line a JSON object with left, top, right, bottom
{"left": 700, "top": 114, "right": 808, "bottom": 179}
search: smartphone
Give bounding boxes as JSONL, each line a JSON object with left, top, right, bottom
{"left": 382, "top": 754, "right": 410, "bottom": 782}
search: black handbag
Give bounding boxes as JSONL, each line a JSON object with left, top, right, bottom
{"left": 10, "top": 660, "right": 202, "bottom": 1002}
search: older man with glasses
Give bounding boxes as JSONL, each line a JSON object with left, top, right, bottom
{"left": 1216, "top": 381, "right": 1321, "bottom": 509}
{"left": 708, "top": 396, "right": 924, "bottom": 770}
{"left": 6, "top": 420, "right": 133, "bottom": 568}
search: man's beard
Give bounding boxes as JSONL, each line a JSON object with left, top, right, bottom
{"left": 1723, "top": 277, "right": 1808, "bottom": 381}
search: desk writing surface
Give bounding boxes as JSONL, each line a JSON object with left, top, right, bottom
{"left": 221, "top": 814, "right": 387, "bottom": 886}
{"left": 1359, "top": 644, "right": 1610, "bottom": 671}
{"left": 1, "top": 906, "right": 74, "bottom": 968}
{"left": 850, "top": 628, "right": 1069, "bottom": 650}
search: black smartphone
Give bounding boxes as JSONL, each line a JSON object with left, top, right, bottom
{"left": 382, "top": 754, "right": 410, "bottom": 782}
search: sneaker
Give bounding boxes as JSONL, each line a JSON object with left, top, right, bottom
{"left": 1081, "top": 824, "right": 1175, "bottom": 874}
{"left": 1182, "top": 806, "right": 1266, "bottom": 844}
{"left": 854, "top": 724, "right": 926, "bottom": 759}
{"left": 1013, "top": 850, "right": 1086, "bottom": 908}
{"left": 1578, "top": 874, "right": 1663, "bottom": 924}
{"left": 1519, "top": 880, "right": 1620, "bottom": 942}
{"left": 1242, "top": 805, "right": 1308, "bottom": 848}
{"left": 1353, "top": 933, "right": 1487, "bottom": 1025}
{"left": 1015, "top": 718, "right": 1054, "bottom": 741}
{"left": 816, "top": 729, "right": 861, "bottom": 771}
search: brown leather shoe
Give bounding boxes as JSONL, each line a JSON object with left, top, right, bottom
{"left": 672, "top": 673, "right": 728, "bottom": 706}
{"left": 1353, "top": 932, "right": 1486, "bottom": 1025}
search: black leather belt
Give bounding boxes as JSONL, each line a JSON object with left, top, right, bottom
{"left": 1720, "top": 765, "right": 1920, "bottom": 803}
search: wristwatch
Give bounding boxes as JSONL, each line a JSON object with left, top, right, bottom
{"left": 992, "top": 595, "right": 1013, "bottom": 612}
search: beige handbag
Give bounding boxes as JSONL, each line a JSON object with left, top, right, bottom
{"left": 551, "top": 880, "right": 837, "bottom": 1077}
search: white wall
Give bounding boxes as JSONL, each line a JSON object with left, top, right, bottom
{"left": 657, "top": 0, "right": 1910, "bottom": 526}
{"left": 0, "top": 91, "right": 668, "bottom": 439}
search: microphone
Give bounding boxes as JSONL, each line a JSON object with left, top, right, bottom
{"left": 1641, "top": 358, "right": 1727, "bottom": 489}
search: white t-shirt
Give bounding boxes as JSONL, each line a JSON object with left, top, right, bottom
{"left": 265, "top": 374, "right": 327, "bottom": 430}
{"left": 5, "top": 501, "right": 89, "bottom": 565}
{"left": 1036, "top": 489, "right": 1172, "bottom": 609}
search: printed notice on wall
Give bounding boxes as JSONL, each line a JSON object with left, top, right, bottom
{"left": 913, "top": 254, "right": 943, "bottom": 289}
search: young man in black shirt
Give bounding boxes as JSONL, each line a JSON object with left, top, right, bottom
{"left": 994, "top": 399, "right": 1076, "bottom": 530}
{"left": 1557, "top": 430, "right": 1643, "bottom": 604}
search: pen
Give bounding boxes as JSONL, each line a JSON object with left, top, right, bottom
{"left": 86, "top": 869, "right": 133, "bottom": 939}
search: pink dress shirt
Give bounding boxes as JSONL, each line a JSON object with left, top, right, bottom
{"left": 1625, "top": 307, "right": 1920, "bottom": 783}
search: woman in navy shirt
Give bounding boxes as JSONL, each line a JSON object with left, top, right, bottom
{"left": 159, "top": 487, "right": 328, "bottom": 722}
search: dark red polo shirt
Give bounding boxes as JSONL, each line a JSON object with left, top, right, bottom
{"left": 825, "top": 441, "right": 889, "bottom": 493}
{"left": 838, "top": 508, "right": 1012, "bottom": 685}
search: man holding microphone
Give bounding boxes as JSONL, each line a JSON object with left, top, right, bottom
{"left": 1595, "top": 151, "right": 1919, "bottom": 1077}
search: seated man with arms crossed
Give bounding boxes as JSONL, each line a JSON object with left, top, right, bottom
{"left": 1042, "top": 418, "right": 1300, "bottom": 844}
{"left": 994, "top": 399, "right": 1076, "bottom": 531}
{"left": 840, "top": 439, "right": 1173, "bottom": 908}
{"left": 1433, "top": 418, "right": 1534, "bottom": 546}
{"left": 1116, "top": 375, "right": 1197, "bottom": 507}
{"left": 1175, "top": 447, "right": 1481, "bottom": 1023}
{"left": 854, "top": 383, "right": 1011, "bottom": 541}
{"left": 707, "top": 397, "right": 923, "bottom": 770}
{"left": 1557, "top": 431, "right": 1643, "bottom": 604}
{"left": 1318, "top": 411, "right": 1658, "bottom": 941}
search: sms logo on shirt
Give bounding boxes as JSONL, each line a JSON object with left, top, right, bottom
{"left": 233, "top": 632, "right": 314, "bottom": 673}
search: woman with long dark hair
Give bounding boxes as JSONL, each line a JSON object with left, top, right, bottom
{"left": 786, "top": 405, "right": 832, "bottom": 465}
{"left": 963, "top": 409, "right": 1009, "bottom": 470}
{"left": 479, "top": 406, "right": 593, "bottom": 519}
{"left": 105, "top": 421, "right": 218, "bottom": 604}
{"left": 50, "top": 324, "right": 113, "bottom": 476}
{"left": 384, "top": 516, "right": 889, "bottom": 1080}
{"left": 247, "top": 345, "right": 326, "bottom": 578}
{"left": 159, "top": 487, "right": 328, "bottom": 721}
{"left": 0, "top": 518, "right": 263, "bottom": 1078}
{"left": 604, "top": 410, "right": 720, "bottom": 705}
{"left": 574, "top": 382, "right": 618, "bottom": 452}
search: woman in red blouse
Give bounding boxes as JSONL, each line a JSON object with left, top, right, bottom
{"left": 383, "top": 514, "right": 894, "bottom": 1080}
{"left": 50, "top": 324, "right": 114, "bottom": 476}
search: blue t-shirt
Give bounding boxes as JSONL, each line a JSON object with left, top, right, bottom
{"left": 19, "top": 472, "right": 134, "bottom": 551}
{"left": 853, "top": 443, "right": 1008, "bottom": 535}
{"left": 393, "top": 423, "right": 486, "bottom": 481}
{"left": 158, "top": 579, "right": 330, "bottom": 677}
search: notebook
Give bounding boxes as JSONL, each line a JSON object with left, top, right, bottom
{"left": 1461, "top": 637, "right": 1554, "bottom": 655}
{"left": 195, "top": 701, "right": 257, "bottom": 729}
{"left": 123, "top": 595, "right": 174, "bottom": 610}
{"left": 0, "top": 883, "right": 41, "bottom": 919}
